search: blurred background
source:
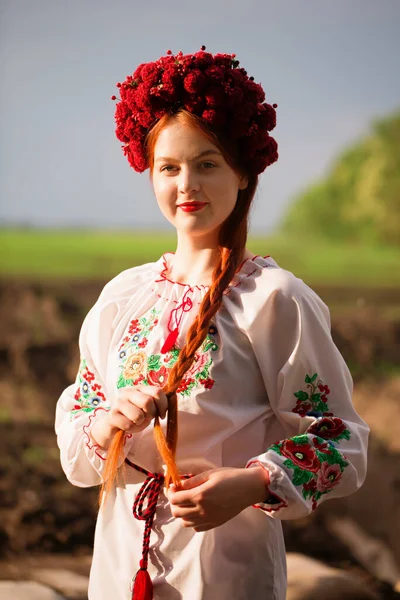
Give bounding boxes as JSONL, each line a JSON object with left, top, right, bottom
{"left": 0, "top": 0, "right": 399, "bottom": 598}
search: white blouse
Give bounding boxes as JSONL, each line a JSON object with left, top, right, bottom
{"left": 55, "top": 253, "right": 369, "bottom": 600}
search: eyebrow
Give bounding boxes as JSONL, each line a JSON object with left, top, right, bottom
{"left": 154, "top": 149, "right": 222, "bottom": 163}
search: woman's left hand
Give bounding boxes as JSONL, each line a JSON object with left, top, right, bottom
{"left": 167, "top": 466, "right": 269, "bottom": 532}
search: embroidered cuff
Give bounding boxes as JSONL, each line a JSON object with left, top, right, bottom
{"left": 246, "top": 460, "right": 288, "bottom": 513}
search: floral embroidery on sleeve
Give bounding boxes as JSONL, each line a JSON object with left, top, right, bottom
{"left": 270, "top": 372, "right": 351, "bottom": 509}
{"left": 293, "top": 372, "right": 351, "bottom": 442}
{"left": 116, "top": 309, "right": 218, "bottom": 396}
{"left": 71, "top": 359, "right": 109, "bottom": 420}
{"left": 270, "top": 434, "right": 349, "bottom": 510}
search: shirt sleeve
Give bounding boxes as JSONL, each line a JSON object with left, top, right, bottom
{"left": 55, "top": 285, "right": 136, "bottom": 488}
{"left": 245, "top": 275, "right": 369, "bottom": 519}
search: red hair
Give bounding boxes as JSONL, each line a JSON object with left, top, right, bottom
{"left": 100, "top": 110, "right": 258, "bottom": 502}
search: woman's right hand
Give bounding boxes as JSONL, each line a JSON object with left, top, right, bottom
{"left": 89, "top": 385, "right": 168, "bottom": 449}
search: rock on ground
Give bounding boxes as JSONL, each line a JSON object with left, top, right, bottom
{"left": 0, "top": 581, "right": 65, "bottom": 600}
{"left": 286, "top": 552, "right": 380, "bottom": 600}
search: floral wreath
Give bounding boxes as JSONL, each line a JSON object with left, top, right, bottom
{"left": 111, "top": 46, "right": 278, "bottom": 174}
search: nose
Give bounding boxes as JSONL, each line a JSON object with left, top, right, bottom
{"left": 178, "top": 166, "right": 200, "bottom": 196}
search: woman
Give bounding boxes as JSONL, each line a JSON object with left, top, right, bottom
{"left": 55, "top": 47, "right": 369, "bottom": 600}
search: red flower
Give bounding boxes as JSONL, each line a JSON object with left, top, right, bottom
{"left": 128, "top": 319, "right": 140, "bottom": 334}
{"left": 313, "top": 438, "right": 331, "bottom": 453}
{"left": 177, "top": 377, "right": 194, "bottom": 393}
{"left": 292, "top": 400, "right": 312, "bottom": 417}
{"left": 183, "top": 70, "right": 206, "bottom": 93}
{"left": 138, "top": 337, "right": 148, "bottom": 348}
{"left": 257, "top": 103, "right": 277, "bottom": 130}
{"left": 308, "top": 417, "right": 346, "bottom": 440}
{"left": 204, "top": 65, "right": 226, "bottom": 81}
{"left": 281, "top": 439, "right": 321, "bottom": 472}
{"left": 202, "top": 109, "right": 226, "bottom": 127}
{"left": 83, "top": 369, "right": 95, "bottom": 383}
{"left": 140, "top": 63, "right": 160, "bottom": 85}
{"left": 114, "top": 49, "right": 278, "bottom": 176}
{"left": 245, "top": 80, "right": 265, "bottom": 103}
{"left": 303, "top": 478, "right": 317, "bottom": 493}
{"left": 316, "top": 462, "right": 342, "bottom": 492}
{"left": 204, "top": 86, "right": 225, "bottom": 107}
{"left": 192, "top": 51, "right": 214, "bottom": 67}
{"left": 225, "top": 86, "right": 244, "bottom": 108}
{"left": 184, "top": 95, "right": 205, "bottom": 114}
{"left": 318, "top": 384, "right": 330, "bottom": 395}
{"left": 200, "top": 378, "right": 214, "bottom": 390}
{"left": 213, "top": 54, "right": 233, "bottom": 68}
{"left": 74, "top": 388, "right": 81, "bottom": 400}
{"left": 147, "top": 366, "right": 169, "bottom": 387}
{"left": 132, "top": 374, "right": 146, "bottom": 386}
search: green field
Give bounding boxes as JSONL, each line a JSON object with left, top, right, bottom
{"left": 1, "top": 229, "right": 399, "bottom": 287}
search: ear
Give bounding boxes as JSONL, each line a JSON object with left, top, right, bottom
{"left": 239, "top": 175, "right": 248, "bottom": 190}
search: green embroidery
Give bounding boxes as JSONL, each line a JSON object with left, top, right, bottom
{"left": 117, "top": 309, "right": 218, "bottom": 395}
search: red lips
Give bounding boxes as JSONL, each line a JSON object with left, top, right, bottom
{"left": 177, "top": 202, "right": 207, "bottom": 212}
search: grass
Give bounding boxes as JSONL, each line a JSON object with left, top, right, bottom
{"left": 1, "top": 228, "right": 399, "bottom": 287}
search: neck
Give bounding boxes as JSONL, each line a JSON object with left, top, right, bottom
{"left": 167, "top": 231, "right": 253, "bottom": 287}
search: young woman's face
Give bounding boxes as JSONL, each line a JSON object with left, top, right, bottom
{"left": 151, "top": 121, "right": 248, "bottom": 240}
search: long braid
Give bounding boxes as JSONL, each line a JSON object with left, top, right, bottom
{"left": 154, "top": 245, "right": 244, "bottom": 487}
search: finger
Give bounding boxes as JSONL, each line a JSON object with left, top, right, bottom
{"left": 179, "top": 472, "right": 210, "bottom": 491}
{"left": 181, "top": 520, "right": 212, "bottom": 531}
{"left": 168, "top": 487, "right": 197, "bottom": 508}
{"left": 108, "top": 411, "right": 139, "bottom": 432}
{"left": 121, "top": 403, "right": 147, "bottom": 426}
{"left": 125, "top": 417, "right": 152, "bottom": 433}
{"left": 170, "top": 503, "right": 201, "bottom": 519}
{"left": 136, "top": 385, "right": 168, "bottom": 419}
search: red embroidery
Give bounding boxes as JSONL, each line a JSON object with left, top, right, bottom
{"left": 83, "top": 407, "right": 110, "bottom": 461}
{"left": 162, "top": 286, "right": 194, "bottom": 354}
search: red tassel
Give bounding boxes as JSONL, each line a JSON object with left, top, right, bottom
{"left": 132, "top": 565, "right": 153, "bottom": 600}
{"left": 161, "top": 327, "right": 179, "bottom": 354}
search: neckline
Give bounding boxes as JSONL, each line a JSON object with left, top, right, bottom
{"left": 153, "top": 252, "right": 273, "bottom": 290}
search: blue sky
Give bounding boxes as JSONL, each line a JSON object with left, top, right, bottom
{"left": 0, "top": 0, "right": 399, "bottom": 233}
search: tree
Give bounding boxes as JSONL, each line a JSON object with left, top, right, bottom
{"left": 281, "top": 111, "right": 400, "bottom": 245}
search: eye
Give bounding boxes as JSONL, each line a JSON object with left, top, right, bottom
{"left": 160, "top": 165, "right": 178, "bottom": 173}
{"left": 201, "top": 161, "right": 216, "bottom": 169}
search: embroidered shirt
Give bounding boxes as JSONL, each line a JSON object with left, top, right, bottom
{"left": 55, "top": 253, "right": 369, "bottom": 600}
